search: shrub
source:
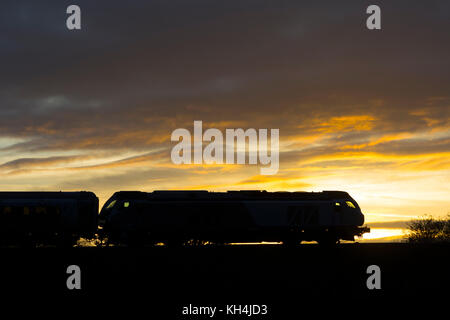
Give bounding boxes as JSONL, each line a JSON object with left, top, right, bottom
{"left": 407, "top": 215, "right": 450, "bottom": 243}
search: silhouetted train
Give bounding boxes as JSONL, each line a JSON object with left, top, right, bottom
{"left": 0, "top": 190, "right": 369, "bottom": 246}
{"left": 0, "top": 192, "right": 98, "bottom": 246}
{"left": 99, "top": 190, "right": 370, "bottom": 246}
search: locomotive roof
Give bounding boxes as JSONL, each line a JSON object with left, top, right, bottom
{"left": 111, "top": 190, "right": 353, "bottom": 201}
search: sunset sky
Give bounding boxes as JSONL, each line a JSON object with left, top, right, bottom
{"left": 1, "top": 1, "right": 449, "bottom": 236}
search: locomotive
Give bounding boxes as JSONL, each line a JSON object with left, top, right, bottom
{"left": 0, "top": 191, "right": 98, "bottom": 247}
{"left": 99, "top": 190, "right": 370, "bottom": 246}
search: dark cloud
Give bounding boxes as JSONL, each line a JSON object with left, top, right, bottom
{"left": 0, "top": 1, "right": 449, "bottom": 171}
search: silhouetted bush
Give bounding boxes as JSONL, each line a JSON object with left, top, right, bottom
{"left": 407, "top": 215, "right": 450, "bottom": 243}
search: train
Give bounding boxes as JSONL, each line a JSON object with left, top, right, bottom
{"left": 0, "top": 190, "right": 370, "bottom": 247}
{"left": 0, "top": 192, "right": 98, "bottom": 247}
{"left": 98, "top": 190, "right": 370, "bottom": 246}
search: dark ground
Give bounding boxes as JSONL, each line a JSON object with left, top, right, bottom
{"left": 1, "top": 243, "right": 448, "bottom": 317}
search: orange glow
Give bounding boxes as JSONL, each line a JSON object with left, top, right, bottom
{"left": 313, "top": 115, "right": 377, "bottom": 133}
{"left": 358, "top": 228, "right": 406, "bottom": 242}
{"left": 1, "top": 115, "right": 449, "bottom": 232}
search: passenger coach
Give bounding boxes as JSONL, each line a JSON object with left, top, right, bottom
{"left": 0, "top": 191, "right": 98, "bottom": 246}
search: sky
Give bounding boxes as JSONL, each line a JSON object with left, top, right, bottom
{"left": 0, "top": 1, "right": 449, "bottom": 231}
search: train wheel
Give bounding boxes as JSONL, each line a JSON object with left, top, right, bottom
{"left": 19, "top": 236, "right": 35, "bottom": 248}
{"left": 281, "top": 239, "right": 301, "bottom": 247}
{"left": 127, "top": 232, "right": 144, "bottom": 247}
{"left": 56, "top": 235, "right": 76, "bottom": 248}
{"left": 317, "top": 234, "right": 339, "bottom": 247}
{"left": 212, "top": 241, "right": 226, "bottom": 247}
{"left": 118, "top": 230, "right": 143, "bottom": 247}
{"left": 166, "top": 238, "right": 184, "bottom": 248}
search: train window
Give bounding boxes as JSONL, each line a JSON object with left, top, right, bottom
{"left": 334, "top": 202, "right": 342, "bottom": 212}
{"left": 2, "top": 206, "right": 12, "bottom": 214}
{"left": 106, "top": 200, "right": 117, "bottom": 209}
{"left": 124, "top": 201, "right": 130, "bottom": 208}
{"left": 35, "top": 206, "right": 47, "bottom": 214}
{"left": 345, "top": 201, "right": 356, "bottom": 209}
{"left": 23, "top": 207, "right": 31, "bottom": 215}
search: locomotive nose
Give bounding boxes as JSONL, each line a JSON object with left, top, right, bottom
{"left": 356, "top": 211, "right": 365, "bottom": 226}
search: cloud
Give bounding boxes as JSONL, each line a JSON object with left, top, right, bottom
{"left": 0, "top": 0, "right": 449, "bottom": 215}
{"left": 366, "top": 220, "right": 410, "bottom": 229}
{"left": 0, "top": 155, "right": 87, "bottom": 170}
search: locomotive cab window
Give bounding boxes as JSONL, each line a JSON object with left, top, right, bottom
{"left": 345, "top": 201, "right": 356, "bottom": 209}
{"left": 106, "top": 200, "right": 117, "bottom": 209}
